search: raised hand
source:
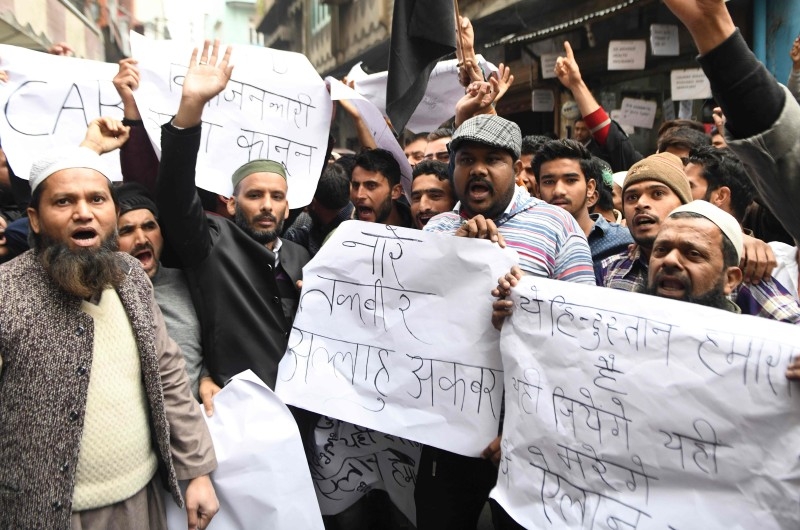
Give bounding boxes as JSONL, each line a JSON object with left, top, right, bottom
{"left": 791, "top": 36, "right": 800, "bottom": 71}
{"left": 554, "top": 41, "right": 583, "bottom": 90}
{"left": 454, "top": 81, "right": 496, "bottom": 128}
{"left": 174, "top": 40, "right": 234, "bottom": 128}
{"left": 80, "top": 117, "right": 131, "bottom": 154}
{"left": 490, "top": 63, "right": 514, "bottom": 105}
{"left": 113, "top": 58, "right": 141, "bottom": 119}
{"left": 661, "top": 0, "right": 735, "bottom": 54}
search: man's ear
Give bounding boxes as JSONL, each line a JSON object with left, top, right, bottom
{"left": 391, "top": 183, "right": 403, "bottom": 201}
{"left": 226, "top": 196, "right": 237, "bottom": 217}
{"left": 586, "top": 178, "right": 597, "bottom": 197}
{"left": 27, "top": 207, "right": 40, "bottom": 234}
{"left": 723, "top": 265, "right": 743, "bottom": 295}
{"left": 709, "top": 186, "right": 731, "bottom": 210}
{"left": 513, "top": 159, "right": 523, "bottom": 176}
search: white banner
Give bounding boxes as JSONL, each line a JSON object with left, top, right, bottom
{"left": 0, "top": 45, "right": 123, "bottom": 181}
{"left": 276, "top": 220, "right": 517, "bottom": 457}
{"left": 165, "top": 370, "right": 324, "bottom": 529}
{"left": 671, "top": 68, "right": 712, "bottom": 101}
{"left": 327, "top": 78, "right": 412, "bottom": 198}
{"left": 309, "top": 416, "right": 420, "bottom": 523}
{"left": 350, "top": 56, "right": 497, "bottom": 133}
{"left": 492, "top": 276, "right": 800, "bottom": 529}
{"left": 129, "top": 32, "right": 332, "bottom": 207}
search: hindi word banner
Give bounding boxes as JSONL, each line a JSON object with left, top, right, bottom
{"left": 165, "top": 370, "right": 324, "bottom": 530}
{"left": 492, "top": 276, "right": 800, "bottom": 530}
{"left": 129, "top": 32, "right": 332, "bottom": 207}
{"left": 327, "top": 78, "right": 412, "bottom": 198}
{"left": 351, "top": 56, "right": 497, "bottom": 133}
{"left": 0, "top": 45, "right": 123, "bottom": 181}
{"left": 671, "top": 68, "right": 712, "bottom": 101}
{"left": 309, "top": 416, "right": 420, "bottom": 523}
{"left": 275, "top": 220, "right": 518, "bottom": 457}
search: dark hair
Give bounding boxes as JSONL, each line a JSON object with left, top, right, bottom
{"left": 657, "top": 126, "right": 711, "bottom": 154}
{"left": 531, "top": 139, "right": 601, "bottom": 184}
{"left": 412, "top": 159, "right": 449, "bottom": 182}
{"left": 404, "top": 131, "right": 429, "bottom": 147}
{"left": 354, "top": 148, "right": 402, "bottom": 187}
{"left": 314, "top": 163, "right": 351, "bottom": 210}
{"left": 593, "top": 180, "right": 615, "bottom": 212}
{"left": 670, "top": 211, "right": 739, "bottom": 268}
{"left": 573, "top": 118, "right": 587, "bottom": 126}
{"left": 520, "top": 135, "right": 551, "bottom": 157}
{"left": 427, "top": 127, "right": 454, "bottom": 142}
{"left": 657, "top": 119, "right": 706, "bottom": 138}
{"left": 335, "top": 153, "right": 358, "bottom": 180}
{"left": 686, "top": 146, "right": 755, "bottom": 223}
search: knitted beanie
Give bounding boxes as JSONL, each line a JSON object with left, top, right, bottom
{"left": 623, "top": 152, "right": 692, "bottom": 205}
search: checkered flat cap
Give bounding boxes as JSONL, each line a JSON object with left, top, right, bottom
{"left": 449, "top": 115, "right": 522, "bottom": 160}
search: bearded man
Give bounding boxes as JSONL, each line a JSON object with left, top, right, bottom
{"left": 0, "top": 146, "right": 218, "bottom": 529}
{"left": 154, "top": 40, "right": 310, "bottom": 407}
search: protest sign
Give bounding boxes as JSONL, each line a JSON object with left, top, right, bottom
{"left": 618, "top": 98, "right": 657, "bottom": 130}
{"left": 671, "top": 68, "right": 712, "bottom": 101}
{"left": 0, "top": 45, "right": 123, "bottom": 181}
{"left": 351, "top": 56, "right": 497, "bottom": 133}
{"left": 327, "top": 78, "right": 412, "bottom": 198}
{"left": 275, "top": 220, "right": 517, "bottom": 457}
{"left": 309, "top": 416, "right": 420, "bottom": 523}
{"left": 607, "top": 40, "right": 647, "bottom": 70}
{"left": 165, "top": 370, "right": 324, "bottom": 530}
{"left": 492, "top": 276, "right": 800, "bottom": 529}
{"left": 129, "top": 32, "right": 332, "bottom": 207}
{"left": 649, "top": 24, "right": 679, "bottom": 56}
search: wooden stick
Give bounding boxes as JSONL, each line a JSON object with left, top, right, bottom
{"left": 454, "top": 0, "right": 463, "bottom": 61}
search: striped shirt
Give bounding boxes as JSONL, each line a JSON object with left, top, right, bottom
{"left": 424, "top": 186, "right": 595, "bottom": 284}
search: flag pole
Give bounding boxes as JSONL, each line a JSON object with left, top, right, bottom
{"left": 454, "top": 0, "right": 463, "bottom": 63}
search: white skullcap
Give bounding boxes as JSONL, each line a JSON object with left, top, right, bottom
{"left": 612, "top": 171, "right": 627, "bottom": 189}
{"left": 668, "top": 200, "right": 744, "bottom": 262}
{"left": 29, "top": 146, "right": 110, "bottom": 192}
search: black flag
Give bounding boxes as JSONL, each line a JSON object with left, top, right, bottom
{"left": 386, "top": 0, "right": 457, "bottom": 133}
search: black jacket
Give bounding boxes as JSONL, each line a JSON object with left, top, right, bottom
{"left": 157, "top": 123, "right": 310, "bottom": 389}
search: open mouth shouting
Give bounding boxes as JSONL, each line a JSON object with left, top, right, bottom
{"left": 356, "top": 206, "right": 375, "bottom": 222}
{"left": 652, "top": 271, "right": 690, "bottom": 300}
{"left": 70, "top": 227, "right": 99, "bottom": 248}
{"left": 131, "top": 243, "right": 155, "bottom": 271}
{"left": 467, "top": 178, "right": 493, "bottom": 203}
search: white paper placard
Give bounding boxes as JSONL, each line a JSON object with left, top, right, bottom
{"left": 491, "top": 276, "right": 800, "bottom": 530}
{"left": 165, "top": 370, "right": 325, "bottom": 530}
{"left": 531, "top": 89, "right": 555, "bottom": 112}
{"left": 650, "top": 24, "right": 680, "bottom": 56}
{"left": 129, "top": 32, "right": 332, "bottom": 207}
{"left": 540, "top": 53, "right": 560, "bottom": 80}
{"left": 327, "top": 78, "right": 412, "bottom": 198}
{"left": 618, "top": 97, "right": 657, "bottom": 129}
{"left": 352, "top": 56, "right": 497, "bottom": 133}
{"left": 275, "top": 220, "right": 518, "bottom": 457}
{"left": 0, "top": 44, "right": 123, "bottom": 181}
{"left": 671, "top": 68, "right": 712, "bottom": 101}
{"left": 608, "top": 40, "right": 647, "bottom": 70}
{"left": 610, "top": 110, "right": 635, "bottom": 135}
{"left": 309, "top": 416, "right": 419, "bottom": 523}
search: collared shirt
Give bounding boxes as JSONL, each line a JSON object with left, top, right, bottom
{"left": 588, "top": 213, "right": 633, "bottom": 262}
{"left": 425, "top": 186, "right": 595, "bottom": 284}
{"left": 597, "top": 246, "right": 800, "bottom": 323}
